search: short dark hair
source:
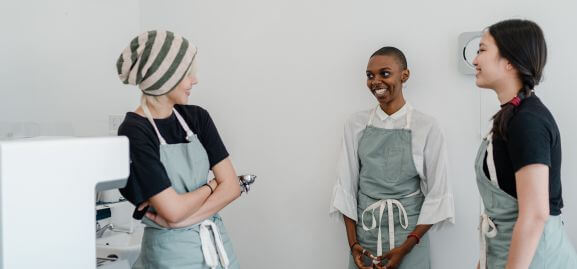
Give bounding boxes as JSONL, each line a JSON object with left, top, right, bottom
{"left": 370, "top": 46, "right": 408, "bottom": 70}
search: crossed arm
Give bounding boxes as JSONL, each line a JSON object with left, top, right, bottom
{"left": 142, "top": 157, "right": 242, "bottom": 227}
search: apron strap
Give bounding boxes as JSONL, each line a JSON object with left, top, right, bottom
{"left": 404, "top": 107, "right": 413, "bottom": 129}
{"left": 141, "top": 97, "right": 167, "bottom": 145}
{"left": 172, "top": 108, "right": 196, "bottom": 141}
{"left": 367, "top": 106, "right": 378, "bottom": 127}
{"left": 140, "top": 97, "right": 197, "bottom": 144}
{"left": 200, "top": 219, "right": 230, "bottom": 269}
{"left": 479, "top": 130, "right": 499, "bottom": 269}
{"left": 485, "top": 133, "right": 499, "bottom": 187}
{"left": 479, "top": 212, "right": 498, "bottom": 269}
{"left": 360, "top": 192, "right": 417, "bottom": 262}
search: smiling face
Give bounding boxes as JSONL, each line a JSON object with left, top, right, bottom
{"left": 167, "top": 71, "right": 198, "bottom": 105}
{"left": 472, "top": 31, "right": 513, "bottom": 90}
{"left": 366, "top": 54, "right": 409, "bottom": 106}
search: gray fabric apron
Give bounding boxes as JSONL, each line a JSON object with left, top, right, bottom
{"left": 476, "top": 133, "right": 577, "bottom": 268}
{"left": 132, "top": 104, "right": 239, "bottom": 269}
{"left": 349, "top": 106, "right": 430, "bottom": 269}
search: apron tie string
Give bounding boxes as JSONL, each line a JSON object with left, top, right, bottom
{"left": 479, "top": 212, "right": 498, "bottom": 269}
{"left": 361, "top": 191, "right": 419, "bottom": 263}
{"left": 200, "top": 219, "right": 230, "bottom": 269}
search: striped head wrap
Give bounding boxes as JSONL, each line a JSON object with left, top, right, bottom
{"left": 116, "top": 30, "right": 197, "bottom": 96}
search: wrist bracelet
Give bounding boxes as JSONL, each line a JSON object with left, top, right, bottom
{"left": 350, "top": 241, "right": 360, "bottom": 251}
{"left": 407, "top": 233, "right": 420, "bottom": 244}
{"left": 203, "top": 183, "right": 214, "bottom": 195}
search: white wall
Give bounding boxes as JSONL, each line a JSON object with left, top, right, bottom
{"left": 1, "top": 0, "right": 576, "bottom": 268}
{"left": 139, "top": 1, "right": 577, "bottom": 268}
{"left": 0, "top": 0, "right": 141, "bottom": 137}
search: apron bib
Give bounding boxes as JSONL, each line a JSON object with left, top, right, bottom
{"left": 349, "top": 106, "right": 430, "bottom": 269}
{"left": 476, "top": 133, "right": 577, "bottom": 268}
{"left": 132, "top": 103, "right": 240, "bottom": 269}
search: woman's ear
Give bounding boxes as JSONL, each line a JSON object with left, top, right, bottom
{"left": 401, "top": 69, "right": 410, "bottom": 83}
{"left": 503, "top": 59, "right": 519, "bottom": 72}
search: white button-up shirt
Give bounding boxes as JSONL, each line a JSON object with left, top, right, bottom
{"left": 329, "top": 103, "right": 455, "bottom": 229}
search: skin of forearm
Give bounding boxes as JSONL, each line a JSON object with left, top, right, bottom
{"left": 400, "top": 224, "right": 432, "bottom": 251}
{"left": 148, "top": 184, "right": 212, "bottom": 223}
{"left": 505, "top": 215, "right": 547, "bottom": 269}
{"left": 169, "top": 179, "right": 241, "bottom": 227}
{"left": 344, "top": 216, "right": 359, "bottom": 247}
{"left": 506, "top": 164, "right": 550, "bottom": 269}
{"left": 177, "top": 185, "right": 212, "bottom": 217}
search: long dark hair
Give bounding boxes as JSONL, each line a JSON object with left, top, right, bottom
{"left": 489, "top": 19, "right": 547, "bottom": 139}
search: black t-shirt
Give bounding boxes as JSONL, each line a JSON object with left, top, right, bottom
{"left": 483, "top": 96, "right": 563, "bottom": 215}
{"left": 118, "top": 105, "right": 229, "bottom": 206}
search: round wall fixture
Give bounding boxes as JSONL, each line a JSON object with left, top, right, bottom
{"left": 458, "top": 31, "right": 483, "bottom": 75}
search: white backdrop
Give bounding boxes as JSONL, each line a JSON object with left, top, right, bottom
{"left": 2, "top": 0, "right": 576, "bottom": 268}
{"left": 0, "top": 0, "right": 141, "bottom": 137}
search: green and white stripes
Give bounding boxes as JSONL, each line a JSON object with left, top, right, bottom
{"left": 117, "top": 30, "right": 197, "bottom": 96}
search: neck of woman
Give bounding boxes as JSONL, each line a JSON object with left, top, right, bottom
{"left": 495, "top": 78, "right": 523, "bottom": 105}
{"left": 138, "top": 95, "right": 174, "bottom": 119}
{"left": 379, "top": 96, "right": 406, "bottom": 116}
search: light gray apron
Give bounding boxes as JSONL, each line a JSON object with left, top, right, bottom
{"left": 476, "top": 133, "right": 577, "bottom": 268}
{"left": 132, "top": 104, "right": 240, "bottom": 269}
{"left": 349, "top": 106, "right": 430, "bottom": 269}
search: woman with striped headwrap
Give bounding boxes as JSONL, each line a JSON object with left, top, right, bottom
{"left": 116, "top": 30, "right": 241, "bottom": 269}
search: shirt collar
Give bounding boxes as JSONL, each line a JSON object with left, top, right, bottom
{"left": 375, "top": 103, "right": 412, "bottom": 121}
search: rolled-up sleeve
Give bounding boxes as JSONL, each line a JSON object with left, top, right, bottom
{"left": 417, "top": 121, "right": 455, "bottom": 230}
{"left": 329, "top": 116, "right": 362, "bottom": 222}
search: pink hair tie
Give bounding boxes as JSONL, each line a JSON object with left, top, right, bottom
{"left": 510, "top": 96, "right": 521, "bottom": 107}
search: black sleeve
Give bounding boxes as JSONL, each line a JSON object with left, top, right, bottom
{"left": 118, "top": 122, "right": 172, "bottom": 206}
{"left": 196, "top": 107, "right": 229, "bottom": 168}
{"left": 506, "top": 112, "right": 552, "bottom": 172}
